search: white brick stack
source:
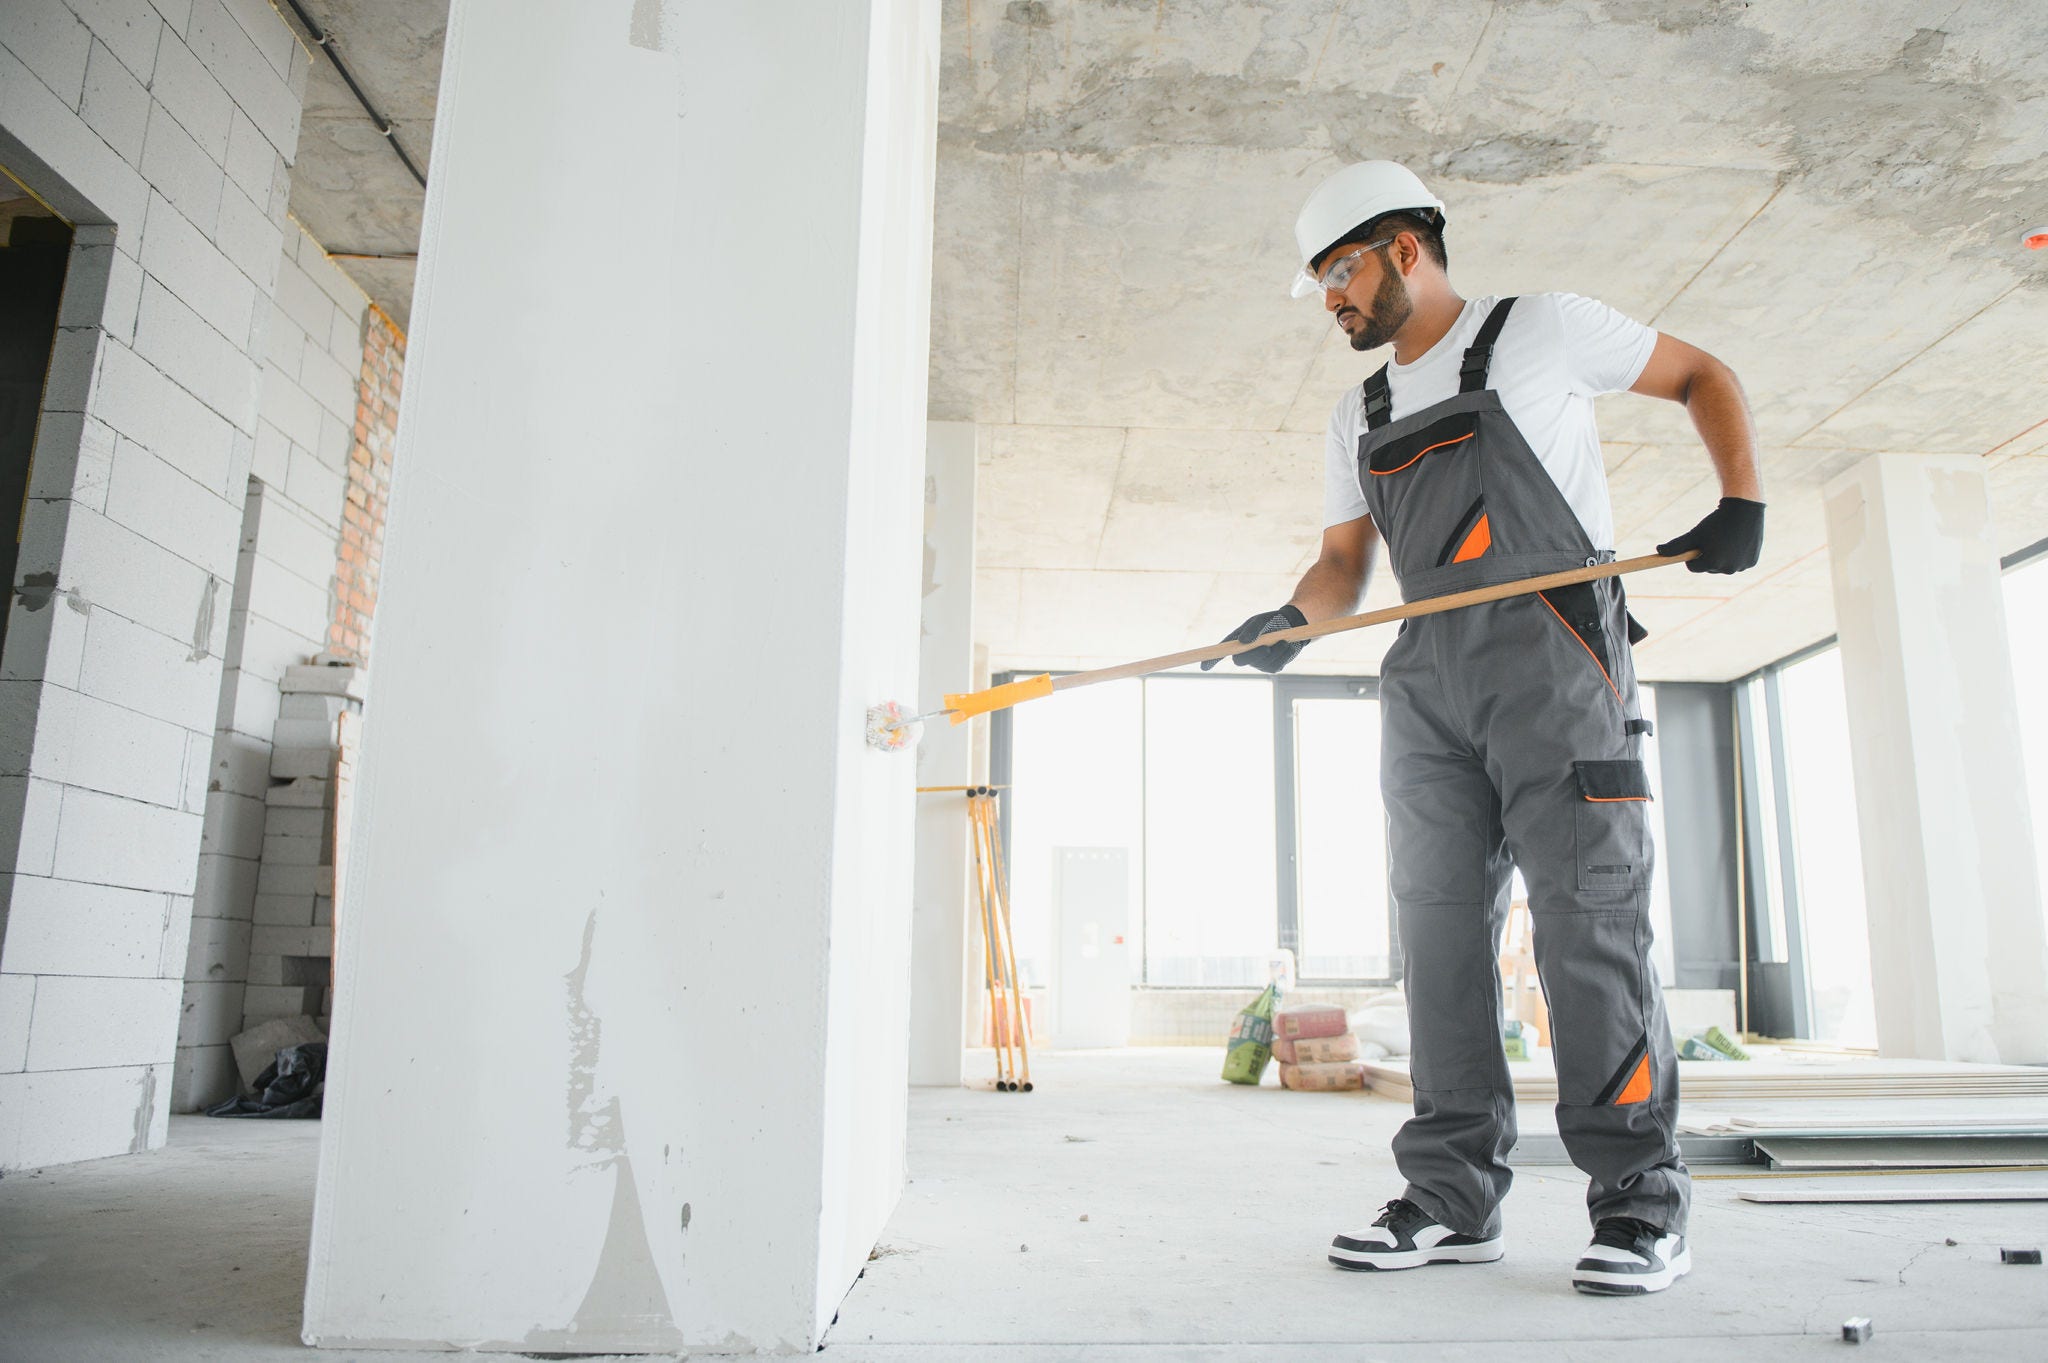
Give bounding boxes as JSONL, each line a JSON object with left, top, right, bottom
{"left": 0, "top": 0, "right": 316, "bottom": 1169}
{"left": 242, "top": 661, "right": 362, "bottom": 1031}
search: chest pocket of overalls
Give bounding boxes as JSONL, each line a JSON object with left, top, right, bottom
{"left": 1360, "top": 411, "right": 1490, "bottom": 576}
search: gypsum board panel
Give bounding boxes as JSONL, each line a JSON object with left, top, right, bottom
{"left": 1360, "top": 1060, "right": 2048, "bottom": 1096}
{"left": 1510, "top": 1132, "right": 1756, "bottom": 1167}
{"left": 1689, "top": 1126, "right": 2048, "bottom": 1139}
{"left": 1753, "top": 1136, "right": 2048, "bottom": 1170}
{"left": 1683, "top": 1104, "right": 2048, "bottom": 1136}
{"left": 1738, "top": 1187, "right": 2048, "bottom": 1204}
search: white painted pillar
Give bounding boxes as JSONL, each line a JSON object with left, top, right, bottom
{"left": 1822, "top": 453, "right": 2048, "bottom": 1063}
{"left": 909, "top": 423, "right": 975, "bottom": 1086}
{"left": 303, "top": 1, "right": 939, "bottom": 1353}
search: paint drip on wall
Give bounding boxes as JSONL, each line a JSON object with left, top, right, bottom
{"left": 565, "top": 909, "right": 622, "bottom": 1160}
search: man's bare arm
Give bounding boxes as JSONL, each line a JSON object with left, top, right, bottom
{"left": 1290, "top": 515, "right": 1379, "bottom": 622}
{"left": 1629, "top": 333, "right": 1763, "bottom": 501}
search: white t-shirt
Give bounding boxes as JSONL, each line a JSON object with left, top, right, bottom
{"left": 1322, "top": 293, "right": 1657, "bottom": 550}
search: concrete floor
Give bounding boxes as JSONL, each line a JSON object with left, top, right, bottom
{"left": 2, "top": 1048, "right": 2044, "bottom": 1361}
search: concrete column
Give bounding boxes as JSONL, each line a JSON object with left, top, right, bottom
{"left": 1822, "top": 453, "right": 2048, "bottom": 1063}
{"left": 303, "top": 0, "right": 939, "bottom": 1353}
{"left": 909, "top": 422, "right": 975, "bottom": 1086}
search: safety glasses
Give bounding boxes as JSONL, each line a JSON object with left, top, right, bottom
{"left": 1290, "top": 236, "right": 1395, "bottom": 299}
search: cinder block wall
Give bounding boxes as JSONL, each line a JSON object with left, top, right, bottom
{"left": 173, "top": 224, "right": 369, "bottom": 1111}
{"left": 0, "top": 0, "right": 311, "bottom": 1168}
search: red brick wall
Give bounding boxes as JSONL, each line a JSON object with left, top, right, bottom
{"left": 330, "top": 309, "right": 403, "bottom": 662}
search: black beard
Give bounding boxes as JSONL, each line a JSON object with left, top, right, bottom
{"left": 1347, "top": 264, "right": 1412, "bottom": 352}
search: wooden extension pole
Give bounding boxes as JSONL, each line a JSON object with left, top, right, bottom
{"left": 1056, "top": 552, "right": 1695, "bottom": 690}
{"left": 941, "top": 552, "right": 1696, "bottom": 722}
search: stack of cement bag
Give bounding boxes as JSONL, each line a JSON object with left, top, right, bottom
{"left": 1274, "top": 1004, "right": 1364, "bottom": 1090}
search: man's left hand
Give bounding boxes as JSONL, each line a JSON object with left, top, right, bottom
{"left": 1657, "top": 497, "right": 1765, "bottom": 574}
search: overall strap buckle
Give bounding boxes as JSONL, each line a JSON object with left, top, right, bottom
{"left": 1458, "top": 296, "right": 1519, "bottom": 394}
{"left": 1362, "top": 365, "right": 1393, "bottom": 430}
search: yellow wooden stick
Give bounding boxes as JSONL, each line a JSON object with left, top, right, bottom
{"left": 983, "top": 797, "right": 1033, "bottom": 1092}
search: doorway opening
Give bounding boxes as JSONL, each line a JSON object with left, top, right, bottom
{"left": 0, "top": 163, "right": 74, "bottom": 657}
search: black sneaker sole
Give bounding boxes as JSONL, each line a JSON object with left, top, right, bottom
{"left": 1329, "top": 1244, "right": 1504, "bottom": 1272}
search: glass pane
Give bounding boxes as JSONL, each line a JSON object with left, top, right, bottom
{"left": 1293, "top": 696, "right": 1391, "bottom": 980}
{"left": 1142, "top": 677, "right": 1276, "bottom": 986}
{"left": 1638, "top": 687, "right": 1677, "bottom": 986}
{"left": 1744, "top": 676, "right": 1791, "bottom": 964}
{"left": 2005, "top": 556, "right": 2048, "bottom": 938}
{"left": 1007, "top": 680, "right": 1143, "bottom": 991}
{"left": 1778, "top": 649, "right": 1875, "bottom": 1047}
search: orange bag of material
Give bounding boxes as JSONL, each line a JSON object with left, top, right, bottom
{"left": 1275, "top": 1003, "right": 1349, "bottom": 1042}
{"left": 1279, "top": 1061, "right": 1365, "bottom": 1091}
{"left": 1292, "top": 1032, "right": 1360, "bottom": 1064}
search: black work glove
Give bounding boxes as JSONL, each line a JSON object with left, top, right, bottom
{"left": 1657, "top": 497, "right": 1765, "bottom": 574}
{"left": 1201, "top": 603, "right": 1308, "bottom": 674}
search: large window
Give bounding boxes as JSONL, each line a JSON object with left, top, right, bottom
{"left": 1002, "top": 671, "right": 1671, "bottom": 989}
{"left": 2006, "top": 552, "right": 2048, "bottom": 935}
{"left": 1727, "top": 546, "right": 2048, "bottom": 1045}
{"left": 1003, "top": 673, "right": 1393, "bottom": 987}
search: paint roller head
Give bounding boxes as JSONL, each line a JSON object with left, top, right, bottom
{"left": 864, "top": 702, "right": 920, "bottom": 752}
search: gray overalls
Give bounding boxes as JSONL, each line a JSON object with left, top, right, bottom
{"left": 1358, "top": 298, "right": 1689, "bottom": 1238}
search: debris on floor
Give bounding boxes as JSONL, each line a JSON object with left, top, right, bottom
{"left": 205, "top": 1043, "right": 326, "bottom": 1119}
{"left": 229, "top": 1015, "right": 327, "bottom": 1091}
{"left": 2001, "top": 1248, "right": 2042, "bottom": 1264}
{"left": 1842, "top": 1316, "right": 1873, "bottom": 1343}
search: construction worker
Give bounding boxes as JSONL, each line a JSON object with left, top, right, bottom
{"left": 1205, "top": 161, "right": 1764, "bottom": 1295}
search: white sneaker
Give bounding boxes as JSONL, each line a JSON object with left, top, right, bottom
{"left": 1329, "top": 1198, "right": 1505, "bottom": 1271}
{"left": 1571, "top": 1216, "right": 1691, "bottom": 1295}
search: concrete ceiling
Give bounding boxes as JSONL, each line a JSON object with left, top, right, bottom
{"left": 936, "top": 0, "right": 2048, "bottom": 682}
{"left": 275, "top": 0, "right": 440, "bottom": 330}
{"left": 281, "top": 1, "right": 2048, "bottom": 683}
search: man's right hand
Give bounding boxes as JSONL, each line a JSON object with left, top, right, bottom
{"left": 1201, "top": 604, "right": 1309, "bottom": 674}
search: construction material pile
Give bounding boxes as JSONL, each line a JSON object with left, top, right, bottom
{"left": 1274, "top": 1004, "right": 1363, "bottom": 1090}
{"left": 1221, "top": 971, "right": 1411, "bottom": 1090}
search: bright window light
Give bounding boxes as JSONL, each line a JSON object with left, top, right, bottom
{"left": 1778, "top": 648, "right": 1875, "bottom": 1047}
{"left": 1007, "top": 680, "right": 1142, "bottom": 990}
{"left": 1293, "top": 696, "right": 1390, "bottom": 979}
{"left": 1142, "top": 677, "right": 1277, "bottom": 986}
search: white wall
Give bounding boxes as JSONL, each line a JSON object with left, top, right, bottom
{"left": 175, "top": 224, "right": 366, "bottom": 1111}
{"left": 0, "top": 0, "right": 308, "bottom": 1168}
{"left": 910, "top": 421, "right": 975, "bottom": 1085}
{"left": 303, "top": 0, "right": 939, "bottom": 1352}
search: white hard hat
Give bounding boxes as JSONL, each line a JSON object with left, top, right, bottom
{"left": 1290, "top": 161, "right": 1447, "bottom": 297}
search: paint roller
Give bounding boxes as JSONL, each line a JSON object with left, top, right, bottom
{"left": 865, "top": 550, "right": 1696, "bottom": 749}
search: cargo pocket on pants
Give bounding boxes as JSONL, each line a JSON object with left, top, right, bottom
{"left": 1573, "top": 759, "right": 1651, "bottom": 892}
